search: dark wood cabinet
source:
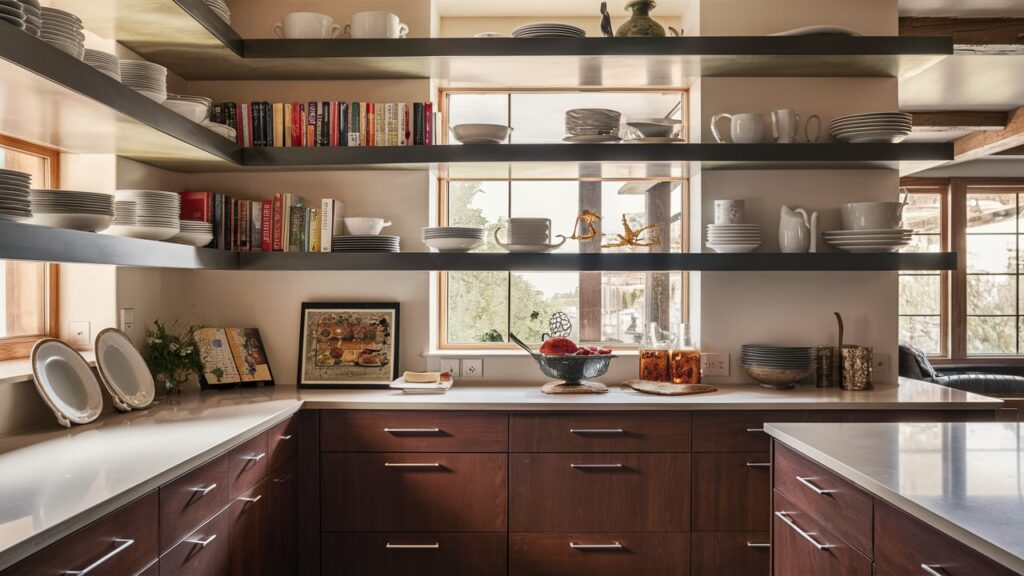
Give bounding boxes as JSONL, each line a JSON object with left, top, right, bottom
{"left": 510, "top": 412, "right": 691, "bottom": 452}
{"left": 692, "top": 452, "right": 771, "bottom": 531}
{"left": 265, "top": 458, "right": 298, "bottom": 575}
{"left": 159, "top": 455, "right": 230, "bottom": 551}
{"left": 773, "top": 491, "right": 872, "bottom": 576}
{"left": 691, "top": 532, "right": 770, "bottom": 576}
{"left": 228, "top": 480, "right": 267, "bottom": 576}
{"left": 321, "top": 410, "right": 508, "bottom": 452}
{"left": 267, "top": 415, "right": 299, "bottom": 473}
{"left": 322, "top": 532, "right": 508, "bottom": 576}
{"left": 228, "top": 431, "right": 269, "bottom": 499}
{"left": 160, "top": 508, "right": 231, "bottom": 576}
{"left": 510, "top": 532, "right": 690, "bottom": 576}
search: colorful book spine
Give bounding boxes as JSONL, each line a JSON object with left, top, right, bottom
{"left": 272, "top": 193, "right": 284, "bottom": 251}
{"left": 179, "top": 191, "right": 212, "bottom": 222}
{"left": 288, "top": 208, "right": 305, "bottom": 252}
{"left": 273, "top": 103, "right": 284, "bottom": 147}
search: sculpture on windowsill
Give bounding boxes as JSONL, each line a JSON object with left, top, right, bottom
{"left": 601, "top": 215, "right": 660, "bottom": 248}
{"left": 571, "top": 209, "right": 602, "bottom": 241}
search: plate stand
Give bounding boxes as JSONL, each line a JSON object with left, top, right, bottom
{"left": 541, "top": 380, "right": 609, "bottom": 394}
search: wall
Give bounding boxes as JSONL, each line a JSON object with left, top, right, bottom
{"left": 225, "top": 0, "right": 432, "bottom": 38}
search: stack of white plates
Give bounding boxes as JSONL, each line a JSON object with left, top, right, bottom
{"left": 112, "top": 200, "right": 136, "bottom": 225}
{"left": 423, "top": 226, "right": 485, "bottom": 252}
{"left": 0, "top": 169, "right": 32, "bottom": 223}
{"left": 565, "top": 108, "right": 621, "bottom": 143}
{"left": 830, "top": 112, "right": 912, "bottom": 143}
{"left": 823, "top": 228, "right": 913, "bottom": 253}
{"left": 171, "top": 220, "right": 214, "bottom": 247}
{"left": 204, "top": 0, "right": 230, "bottom": 24}
{"left": 164, "top": 94, "right": 212, "bottom": 124}
{"left": 107, "top": 190, "right": 179, "bottom": 241}
{"left": 29, "top": 189, "right": 113, "bottom": 232}
{"left": 332, "top": 235, "right": 400, "bottom": 253}
{"left": 706, "top": 223, "right": 762, "bottom": 253}
{"left": 512, "top": 22, "right": 585, "bottom": 38}
{"left": 40, "top": 7, "right": 84, "bottom": 60}
{"left": 0, "top": 0, "right": 26, "bottom": 31}
{"left": 119, "top": 60, "right": 168, "bottom": 104}
{"left": 83, "top": 49, "right": 121, "bottom": 81}
{"left": 18, "top": 0, "right": 39, "bottom": 36}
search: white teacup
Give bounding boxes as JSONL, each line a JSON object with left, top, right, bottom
{"left": 841, "top": 202, "right": 904, "bottom": 230}
{"left": 711, "top": 112, "right": 767, "bottom": 143}
{"left": 345, "top": 11, "right": 409, "bottom": 39}
{"left": 714, "top": 199, "right": 745, "bottom": 225}
{"left": 344, "top": 217, "right": 392, "bottom": 236}
{"left": 274, "top": 12, "right": 341, "bottom": 39}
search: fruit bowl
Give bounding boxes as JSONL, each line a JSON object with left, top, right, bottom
{"left": 510, "top": 333, "right": 616, "bottom": 394}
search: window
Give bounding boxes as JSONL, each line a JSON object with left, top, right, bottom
{"left": 0, "top": 136, "right": 59, "bottom": 360}
{"left": 439, "top": 89, "right": 688, "bottom": 348}
{"left": 898, "top": 184, "right": 948, "bottom": 356}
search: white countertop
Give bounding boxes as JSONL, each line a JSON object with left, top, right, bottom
{"left": 765, "top": 421, "right": 1024, "bottom": 574}
{"left": 0, "top": 378, "right": 1001, "bottom": 570}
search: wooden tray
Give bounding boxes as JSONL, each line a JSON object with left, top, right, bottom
{"left": 624, "top": 380, "right": 718, "bottom": 396}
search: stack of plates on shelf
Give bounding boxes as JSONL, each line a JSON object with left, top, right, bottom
{"left": 29, "top": 189, "right": 113, "bottom": 232}
{"left": 0, "top": 0, "right": 26, "bottom": 31}
{"left": 823, "top": 228, "right": 913, "bottom": 253}
{"left": 83, "top": 49, "right": 121, "bottom": 81}
{"left": 332, "top": 235, "right": 400, "bottom": 253}
{"left": 705, "top": 223, "right": 762, "bottom": 253}
{"left": 830, "top": 111, "right": 912, "bottom": 143}
{"left": 171, "top": 220, "right": 214, "bottom": 247}
{"left": 201, "top": 120, "right": 237, "bottom": 141}
{"left": 107, "top": 190, "right": 180, "bottom": 241}
{"left": 740, "top": 344, "right": 816, "bottom": 389}
{"left": 204, "top": 0, "right": 230, "bottom": 24}
{"left": 119, "top": 60, "right": 168, "bottom": 104}
{"left": 0, "top": 169, "right": 33, "bottom": 223}
{"left": 512, "top": 22, "right": 585, "bottom": 38}
{"left": 19, "top": 0, "right": 41, "bottom": 37}
{"left": 422, "top": 226, "right": 485, "bottom": 252}
{"left": 40, "top": 7, "right": 84, "bottom": 60}
{"left": 564, "top": 108, "right": 621, "bottom": 143}
{"left": 164, "top": 94, "right": 212, "bottom": 124}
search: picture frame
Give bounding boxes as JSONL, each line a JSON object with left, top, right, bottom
{"left": 297, "top": 302, "right": 400, "bottom": 388}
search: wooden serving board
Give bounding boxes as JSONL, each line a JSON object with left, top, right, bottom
{"left": 624, "top": 380, "right": 718, "bottom": 396}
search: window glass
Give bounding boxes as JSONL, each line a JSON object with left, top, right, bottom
{"left": 898, "top": 192, "right": 943, "bottom": 355}
{"left": 964, "top": 190, "right": 1022, "bottom": 355}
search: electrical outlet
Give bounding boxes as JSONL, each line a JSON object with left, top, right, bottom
{"left": 874, "top": 352, "right": 891, "bottom": 375}
{"left": 701, "top": 352, "right": 730, "bottom": 377}
{"left": 69, "top": 321, "right": 90, "bottom": 349}
{"left": 120, "top": 308, "right": 136, "bottom": 343}
{"left": 462, "top": 358, "right": 483, "bottom": 379}
{"left": 441, "top": 358, "right": 461, "bottom": 378}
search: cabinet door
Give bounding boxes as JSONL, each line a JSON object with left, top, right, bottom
{"left": 510, "top": 412, "right": 691, "bottom": 452}
{"left": 691, "top": 532, "right": 770, "bottom": 576}
{"left": 773, "top": 491, "right": 870, "bottom": 576}
{"left": 323, "top": 533, "right": 507, "bottom": 576}
{"left": 228, "top": 480, "right": 267, "bottom": 576}
{"left": 510, "top": 533, "right": 689, "bottom": 576}
{"left": 161, "top": 511, "right": 230, "bottom": 576}
{"left": 265, "top": 459, "right": 298, "bottom": 575}
{"left": 692, "top": 452, "right": 771, "bottom": 531}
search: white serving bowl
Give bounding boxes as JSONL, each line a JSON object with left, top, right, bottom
{"left": 840, "top": 201, "right": 903, "bottom": 231}
{"left": 169, "top": 231, "right": 214, "bottom": 246}
{"left": 451, "top": 123, "right": 512, "bottom": 144}
{"left": 104, "top": 225, "right": 179, "bottom": 241}
{"left": 29, "top": 212, "right": 113, "bottom": 232}
{"left": 343, "top": 217, "right": 392, "bottom": 236}
{"left": 163, "top": 99, "right": 209, "bottom": 123}
{"left": 424, "top": 237, "right": 485, "bottom": 252}
{"left": 627, "top": 118, "right": 680, "bottom": 138}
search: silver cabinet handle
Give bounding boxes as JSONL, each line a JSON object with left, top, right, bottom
{"left": 279, "top": 434, "right": 293, "bottom": 440}
{"left": 64, "top": 538, "right": 134, "bottom": 575}
{"left": 384, "top": 428, "right": 442, "bottom": 433}
{"left": 239, "top": 495, "right": 262, "bottom": 503}
{"left": 570, "top": 542, "right": 624, "bottom": 550}
{"left": 242, "top": 452, "right": 266, "bottom": 462}
{"left": 775, "top": 511, "right": 835, "bottom": 550}
{"left": 570, "top": 428, "right": 625, "bottom": 434}
{"left": 386, "top": 543, "right": 440, "bottom": 549}
{"left": 273, "top": 472, "right": 294, "bottom": 483}
{"left": 746, "top": 462, "right": 771, "bottom": 467}
{"left": 384, "top": 462, "right": 442, "bottom": 468}
{"left": 746, "top": 427, "right": 765, "bottom": 432}
{"left": 191, "top": 483, "right": 218, "bottom": 496}
{"left": 185, "top": 534, "right": 218, "bottom": 547}
{"left": 921, "top": 564, "right": 946, "bottom": 576}
{"left": 570, "top": 463, "right": 625, "bottom": 469}
{"left": 746, "top": 542, "right": 771, "bottom": 548}
{"left": 796, "top": 476, "right": 837, "bottom": 495}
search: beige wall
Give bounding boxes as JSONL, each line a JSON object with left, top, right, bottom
{"left": 225, "top": 0, "right": 432, "bottom": 38}
{"left": 693, "top": 0, "right": 897, "bottom": 35}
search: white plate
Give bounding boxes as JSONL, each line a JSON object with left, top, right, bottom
{"left": 834, "top": 131, "right": 909, "bottom": 144}
{"left": 769, "top": 25, "right": 860, "bottom": 36}
{"left": 707, "top": 243, "right": 759, "bottom": 253}
{"left": 31, "top": 338, "right": 103, "bottom": 427}
{"left": 95, "top": 328, "right": 155, "bottom": 411}
{"left": 29, "top": 212, "right": 112, "bottom": 231}
{"left": 169, "top": 231, "right": 214, "bottom": 246}
{"left": 707, "top": 224, "right": 761, "bottom": 229}
{"left": 824, "top": 228, "right": 912, "bottom": 235}
{"left": 104, "top": 224, "right": 179, "bottom": 240}
{"left": 0, "top": 17, "right": 26, "bottom": 28}
{"left": 832, "top": 245, "right": 906, "bottom": 253}
{"left": 563, "top": 135, "right": 621, "bottom": 143}
{"left": 831, "top": 111, "right": 911, "bottom": 123}
{"left": 425, "top": 237, "right": 484, "bottom": 252}
{"left": 624, "top": 137, "right": 685, "bottom": 144}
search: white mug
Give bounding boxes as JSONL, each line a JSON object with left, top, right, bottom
{"left": 345, "top": 11, "right": 409, "bottom": 39}
{"left": 714, "top": 199, "right": 745, "bottom": 225}
{"left": 507, "top": 218, "right": 551, "bottom": 243}
{"left": 711, "top": 112, "right": 767, "bottom": 143}
{"left": 273, "top": 12, "right": 341, "bottom": 39}
{"left": 771, "top": 109, "right": 800, "bottom": 143}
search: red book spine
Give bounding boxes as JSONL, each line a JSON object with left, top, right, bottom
{"left": 291, "top": 103, "right": 302, "bottom": 146}
{"left": 235, "top": 106, "right": 244, "bottom": 146}
{"left": 179, "top": 192, "right": 211, "bottom": 222}
{"left": 306, "top": 102, "right": 317, "bottom": 147}
{"left": 424, "top": 102, "right": 433, "bottom": 145}
{"left": 260, "top": 200, "right": 273, "bottom": 252}
{"left": 272, "top": 193, "right": 284, "bottom": 251}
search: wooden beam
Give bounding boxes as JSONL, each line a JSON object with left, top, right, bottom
{"left": 900, "top": 17, "right": 1024, "bottom": 54}
{"left": 993, "top": 144, "right": 1024, "bottom": 156}
{"left": 912, "top": 111, "right": 1008, "bottom": 132}
{"left": 954, "top": 106, "right": 1024, "bottom": 160}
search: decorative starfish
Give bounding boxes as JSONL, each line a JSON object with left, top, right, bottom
{"left": 601, "top": 215, "right": 660, "bottom": 248}
{"left": 571, "top": 209, "right": 602, "bottom": 241}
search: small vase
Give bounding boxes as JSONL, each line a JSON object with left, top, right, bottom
{"left": 616, "top": 0, "right": 667, "bottom": 37}
{"left": 154, "top": 373, "right": 184, "bottom": 402}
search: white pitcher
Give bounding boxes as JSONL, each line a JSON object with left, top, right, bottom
{"left": 770, "top": 109, "right": 800, "bottom": 143}
{"left": 779, "top": 205, "right": 818, "bottom": 253}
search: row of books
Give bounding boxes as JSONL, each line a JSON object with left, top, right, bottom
{"left": 180, "top": 191, "right": 344, "bottom": 252}
{"left": 209, "top": 101, "right": 437, "bottom": 148}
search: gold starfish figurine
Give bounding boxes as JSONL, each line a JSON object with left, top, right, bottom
{"left": 601, "top": 215, "right": 660, "bottom": 248}
{"left": 571, "top": 209, "right": 602, "bottom": 241}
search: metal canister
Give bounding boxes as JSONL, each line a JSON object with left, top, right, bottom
{"left": 815, "top": 346, "right": 835, "bottom": 388}
{"left": 840, "top": 345, "right": 873, "bottom": 391}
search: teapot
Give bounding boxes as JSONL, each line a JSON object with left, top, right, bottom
{"left": 779, "top": 205, "right": 818, "bottom": 253}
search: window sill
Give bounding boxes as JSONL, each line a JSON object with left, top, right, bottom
{"left": 0, "top": 350, "right": 96, "bottom": 386}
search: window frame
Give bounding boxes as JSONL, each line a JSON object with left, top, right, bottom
{"left": 898, "top": 178, "right": 950, "bottom": 358}
{"left": 0, "top": 134, "right": 60, "bottom": 361}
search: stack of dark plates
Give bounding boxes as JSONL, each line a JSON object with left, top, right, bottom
{"left": 739, "top": 344, "right": 816, "bottom": 390}
{"left": 204, "top": 0, "right": 230, "bottom": 23}
{"left": 332, "top": 235, "right": 400, "bottom": 253}
{"left": 512, "top": 22, "right": 585, "bottom": 38}
{"left": 18, "top": 0, "right": 39, "bottom": 36}
{"left": 0, "top": 169, "right": 32, "bottom": 223}
{"left": 565, "top": 108, "right": 621, "bottom": 143}
{"left": 84, "top": 49, "right": 121, "bottom": 81}
{"left": 40, "top": 6, "right": 84, "bottom": 60}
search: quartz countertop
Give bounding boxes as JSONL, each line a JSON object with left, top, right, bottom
{"left": 765, "top": 421, "right": 1024, "bottom": 574}
{"left": 0, "top": 378, "right": 1001, "bottom": 570}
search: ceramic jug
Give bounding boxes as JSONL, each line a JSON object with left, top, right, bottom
{"left": 779, "top": 205, "right": 818, "bottom": 253}
{"left": 616, "top": 0, "right": 667, "bottom": 37}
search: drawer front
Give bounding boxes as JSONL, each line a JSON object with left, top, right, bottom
{"left": 322, "top": 532, "right": 507, "bottom": 576}
{"left": 510, "top": 412, "right": 690, "bottom": 452}
{"left": 692, "top": 452, "right": 771, "bottom": 531}
{"left": 773, "top": 491, "right": 871, "bottom": 576}
{"left": 5, "top": 492, "right": 158, "bottom": 576}
{"left": 160, "top": 510, "right": 230, "bottom": 576}
{"left": 510, "top": 532, "right": 689, "bottom": 576}
{"left": 322, "top": 453, "right": 507, "bottom": 532}
{"left": 873, "top": 564, "right": 891, "bottom": 576}
{"left": 510, "top": 453, "right": 690, "bottom": 532}
{"left": 874, "top": 500, "right": 1016, "bottom": 576}
{"left": 136, "top": 560, "right": 159, "bottom": 576}
{"left": 774, "top": 443, "right": 873, "bottom": 555}
{"left": 159, "top": 455, "right": 229, "bottom": 551}
{"left": 267, "top": 415, "right": 298, "bottom": 472}
{"left": 228, "top": 480, "right": 267, "bottom": 576}
{"left": 321, "top": 411, "right": 508, "bottom": 452}
{"left": 228, "top": 431, "right": 269, "bottom": 498}
{"left": 691, "top": 532, "right": 770, "bottom": 576}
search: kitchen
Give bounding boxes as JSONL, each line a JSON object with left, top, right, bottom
{"left": 0, "top": 0, "right": 1022, "bottom": 574}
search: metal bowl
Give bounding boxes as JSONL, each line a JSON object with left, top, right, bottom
{"left": 529, "top": 352, "right": 616, "bottom": 385}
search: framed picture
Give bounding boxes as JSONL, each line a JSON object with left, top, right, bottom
{"left": 297, "top": 302, "right": 399, "bottom": 388}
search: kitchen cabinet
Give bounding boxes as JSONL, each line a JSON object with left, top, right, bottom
{"left": 510, "top": 412, "right": 691, "bottom": 452}
{"left": 228, "top": 480, "right": 267, "bottom": 576}
{"left": 265, "top": 458, "right": 298, "bottom": 575}
{"left": 773, "top": 491, "right": 872, "bottom": 576}
{"left": 322, "top": 532, "right": 508, "bottom": 576}
{"left": 161, "top": 509, "right": 231, "bottom": 576}
{"left": 691, "top": 452, "right": 771, "bottom": 532}
{"left": 509, "top": 533, "right": 690, "bottom": 576}
{"left": 690, "top": 532, "right": 770, "bottom": 576}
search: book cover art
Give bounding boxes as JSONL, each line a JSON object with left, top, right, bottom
{"left": 226, "top": 328, "right": 273, "bottom": 383}
{"left": 195, "top": 328, "right": 242, "bottom": 385}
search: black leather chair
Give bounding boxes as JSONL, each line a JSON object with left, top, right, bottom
{"left": 899, "top": 343, "right": 1024, "bottom": 396}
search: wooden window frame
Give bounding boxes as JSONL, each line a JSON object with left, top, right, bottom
{"left": 898, "top": 178, "right": 950, "bottom": 358}
{"left": 0, "top": 135, "right": 60, "bottom": 361}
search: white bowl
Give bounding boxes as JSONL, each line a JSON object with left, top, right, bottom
{"left": 840, "top": 201, "right": 903, "bottom": 231}
{"left": 169, "top": 231, "right": 214, "bottom": 246}
{"left": 163, "top": 99, "right": 209, "bottom": 123}
{"left": 29, "top": 212, "right": 112, "bottom": 232}
{"left": 104, "top": 224, "right": 179, "bottom": 241}
{"left": 343, "top": 217, "right": 391, "bottom": 236}
{"left": 627, "top": 119, "right": 680, "bottom": 138}
{"left": 424, "top": 237, "right": 485, "bottom": 252}
{"left": 451, "top": 124, "right": 512, "bottom": 144}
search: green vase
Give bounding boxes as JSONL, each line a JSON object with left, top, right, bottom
{"left": 616, "top": 0, "right": 666, "bottom": 37}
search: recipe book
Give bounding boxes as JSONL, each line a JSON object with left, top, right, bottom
{"left": 195, "top": 327, "right": 274, "bottom": 388}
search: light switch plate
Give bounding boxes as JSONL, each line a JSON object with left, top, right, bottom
{"left": 441, "top": 358, "right": 461, "bottom": 378}
{"left": 462, "top": 358, "right": 483, "bottom": 379}
{"left": 69, "top": 321, "right": 90, "bottom": 349}
{"left": 701, "top": 353, "right": 730, "bottom": 377}
{"left": 874, "top": 352, "right": 891, "bottom": 375}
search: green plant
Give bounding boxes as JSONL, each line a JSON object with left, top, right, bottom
{"left": 144, "top": 320, "right": 203, "bottom": 393}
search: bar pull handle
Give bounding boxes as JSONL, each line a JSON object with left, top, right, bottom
{"left": 570, "top": 542, "right": 624, "bottom": 550}
{"left": 242, "top": 452, "right": 266, "bottom": 462}
{"left": 746, "top": 542, "right": 771, "bottom": 548}
{"left": 570, "top": 428, "right": 625, "bottom": 434}
{"left": 570, "top": 463, "right": 625, "bottom": 469}
{"left": 239, "top": 495, "right": 263, "bottom": 504}
{"left": 796, "top": 475, "right": 837, "bottom": 495}
{"left": 746, "top": 462, "right": 771, "bottom": 468}
{"left": 191, "top": 483, "right": 218, "bottom": 496}
{"left": 384, "top": 428, "right": 442, "bottom": 433}
{"left": 386, "top": 543, "right": 441, "bottom": 549}
{"left": 63, "top": 538, "right": 134, "bottom": 575}
{"left": 746, "top": 427, "right": 765, "bottom": 432}
{"left": 273, "top": 472, "right": 294, "bottom": 483}
{"left": 775, "top": 511, "right": 835, "bottom": 550}
{"left": 185, "top": 534, "right": 218, "bottom": 548}
{"left": 921, "top": 565, "right": 946, "bottom": 576}
{"left": 279, "top": 434, "right": 293, "bottom": 440}
{"left": 384, "top": 462, "right": 442, "bottom": 468}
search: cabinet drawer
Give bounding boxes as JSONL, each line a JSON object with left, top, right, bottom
{"left": 773, "top": 491, "right": 871, "bottom": 576}
{"left": 227, "top": 431, "right": 268, "bottom": 498}
{"left": 228, "top": 480, "right": 267, "bottom": 576}
{"left": 159, "top": 455, "right": 229, "bottom": 551}
{"left": 160, "top": 509, "right": 230, "bottom": 576}
{"left": 691, "top": 532, "right": 770, "bottom": 576}
{"left": 322, "top": 453, "right": 507, "bottom": 532}
{"left": 5, "top": 492, "right": 158, "bottom": 576}
{"left": 510, "top": 453, "right": 690, "bottom": 532}
{"left": 510, "top": 532, "right": 689, "bottom": 576}
{"left": 321, "top": 411, "right": 508, "bottom": 452}
{"left": 510, "top": 412, "right": 690, "bottom": 452}
{"left": 774, "top": 443, "right": 873, "bottom": 555}
{"left": 322, "top": 532, "right": 507, "bottom": 576}
{"left": 692, "top": 453, "right": 771, "bottom": 531}
{"left": 874, "top": 500, "right": 1015, "bottom": 576}
{"left": 267, "top": 415, "right": 298, "bottom": 472}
